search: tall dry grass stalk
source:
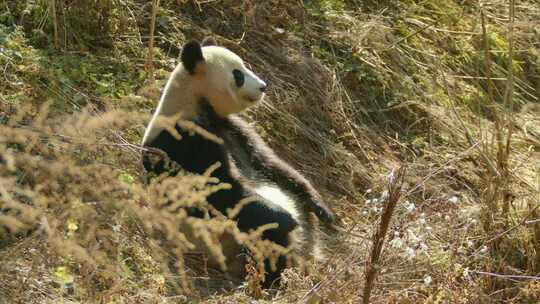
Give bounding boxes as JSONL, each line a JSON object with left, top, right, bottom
{"left": 362, "top": 166, "right": 406, "bottom": 304}
{"left": 145, "top": 0, "right": 160, "bottom": 81}
{"left": 49, "top": 0, "right": 59, "bottom": 49}
{"left": 478, "top": 1, "right": 514, "bottom": 248}
{"left": 475, "top": 0, "right": 540, "bottom": 292}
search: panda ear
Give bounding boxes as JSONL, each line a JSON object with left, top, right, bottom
{"left": 181, "top": 40, "right": 204, "bottom": 74}
{"left": 201, "top": 36, "right": 217, "bottom": 46}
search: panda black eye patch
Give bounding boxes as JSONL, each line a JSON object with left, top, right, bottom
{"left": 232, "top": 69, "right": 244, "bottom": 87}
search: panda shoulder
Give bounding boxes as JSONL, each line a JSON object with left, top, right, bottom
{"left": 227, "top": 115, "right": 276, "bottom": 156}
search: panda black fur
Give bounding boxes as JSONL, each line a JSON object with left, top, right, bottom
{"left": 141, "top": 39, "right": 335, "bottom": 288}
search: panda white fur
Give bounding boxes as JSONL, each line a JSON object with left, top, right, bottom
{"left": 141, "top": 38, "right": 335, "bottom": 288}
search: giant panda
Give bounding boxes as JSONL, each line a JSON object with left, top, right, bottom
{"left": 141, "top": 38, "right": 335, "bottom": 288}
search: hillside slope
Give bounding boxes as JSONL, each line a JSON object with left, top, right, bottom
{"left": 1, "top": 1, "right": 539, "bottom": 303}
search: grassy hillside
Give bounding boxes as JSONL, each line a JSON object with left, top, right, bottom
{"left": 1, "top": 0, "right": 539, "bottom": 303}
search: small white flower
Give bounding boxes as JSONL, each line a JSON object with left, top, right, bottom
{"left": 372, "top": 198, "right": 379, "bottom": 204}
{"left": 365, "top": 188, "right": 372, "bottom": 194}
{"left": 405, "top": 201, "right": 416, "bottom": 213}
{"left": 423, "top": 275, "right": 433, "bottom": 286}
{"left": 480, "top": 245, "right": 488, "bottom": 254}
{"left": 466, "top": 240, "right": 474, "bottom": 248}
{"left": 444, "top": 215, "right": 451, "bottom": 221}
{"left": 362, "top": 210, "right": 368, "bottom": 215}
{"left": 471, "top": 219, "right": 478, "bottom": 225}
{"left": 426, "top": 226, "right": 433, "bottom": 231}
{"left": 449, "top": 196, "right": 459, "bottom": 204}
{"left": 388, "top": 170, "right": 396, "bottom": 184}
{"left": 407, "top": 228, "right": 421, "bottom": 242}
{"left": 463, "top": 267, "right": 471, "bottom": 280}
{"left": 390, "top": 238, "right": 403, "bottom": 249}
{"left": 419, "top": 217, "right": 427, "bottom": 225}
{"left": 365, "top": 199, "right": 372, "bottom": 205}
{"left": 405, "top": 247, "right": 416, "bottom": 259}
{"left": 419, "top": 242, "right": 428, "bottom": 252}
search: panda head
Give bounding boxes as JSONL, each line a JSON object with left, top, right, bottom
{"left": 181, "top": 39, "right": 267, "bottom": 117}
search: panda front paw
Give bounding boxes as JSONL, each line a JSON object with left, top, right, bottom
{"left": 308, "top": 197, "right": 336, "bottom": 225}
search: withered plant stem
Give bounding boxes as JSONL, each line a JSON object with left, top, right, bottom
{"left": 362, "top": 166, "right": 406, "bottom": 304}
{"left": 146, "top": 0, "right": 160, "bottom": 80}
{"left": 50, "top": 0, "right": 59, "bottom": 49}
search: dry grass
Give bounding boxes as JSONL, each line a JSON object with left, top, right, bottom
{"left": 1, "top": 0, "right": 539, "bottom": 303}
